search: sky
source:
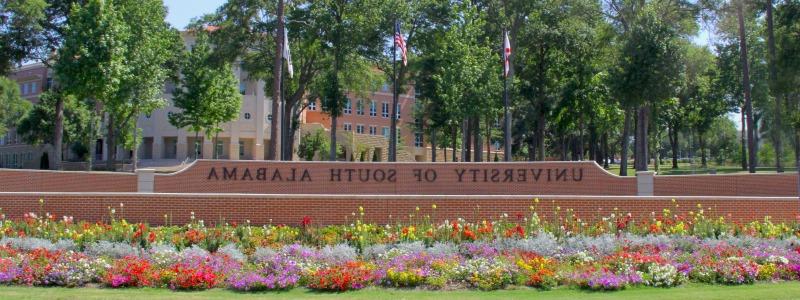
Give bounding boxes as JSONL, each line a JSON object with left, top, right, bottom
{"left": 164, "top": 0, "right": 225, "bottom": 30}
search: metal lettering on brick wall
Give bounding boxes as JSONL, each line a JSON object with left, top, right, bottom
{"left": 205, "top": 166, "right": 584, "bottom": 184}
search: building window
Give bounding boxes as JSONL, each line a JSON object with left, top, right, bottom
{"left": 343, "top": 123, "right": 352, "bottom": 131}
{"left": 344, "top": 98, "right": 352, "bottom": 114}
{"left": 382, "top": 127, "right": 389, "bottom": 138}
{"left": 381, "top": 83, "right": 389, "bottom": 92}
{"left": 239, "top": 141, "right": 245, "bottom": 157}
{"left": 308, "top": 100, "right": 317, "bottom": 111}
{"left": 215, "top": 141, "right": 225, "bottom": 158}
{"left": 396, "top": 103, "right": 401, "bottom": 119}
{"left": 30, "top": 82, "right": 37, "bottom": 94}
{"left": 356, "top": 100, "right": 364, "bottom": 115}
{"left": 381, "top": 102, "right": 389, "bottom": 118}
{"left": 244, "top": 113, "right": 251, "bottom": 120}
{"left": 369, "top": 101, "right": 376, "bottom": 116}
{"left": 46, "top": 78, "right": 53, "bottom": 90}
{"left": 369, "top": 126, "right": 377, "bottom": 135}
{"left": 415, "top": 132, "right": 423, "bottom": 147}
{"left": 414, "top": 87, "right": 421, "bottom": 98}
{"left": 356, "top": 124, "right": 364, "bottom": 134}
{"left": 21, "top": 83, "right": 27, "bottom": 95}
{"left": 239, "top": 82, "right": 247, "bottom": 95}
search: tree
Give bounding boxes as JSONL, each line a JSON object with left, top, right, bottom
{"left": 0, "top": 76, "right": 30, "bottom": 135}
{"left": 110, "top": 0, "right": 181, "bottom": 169}
{"left": 311, "top": 0, "right": 384, "bottom": 161}
{"left": 684, "top": 46, "right": 727, "bottom": 168}
{"left": 268, "top": 0, "right": 284, "bottom": 160}
{"left": 296, "top": 128, "right": 329, "bottom": 161}
{"left": 609, "top": 8, "right": 682, "bottom": 172}
{"left": 16, "top": 89, "right": 91, "bottom": 161}
{"left": 0, "top": 0, "right": 47, "bottom": 74}
{"left": 774, "top": 1, "right": 800, "bottom": 173}
{"left": 169, "top": 32, "right": 241, "bottom": 159}
{"left": 734, "top": 0, "right": 756, "bottom": 173}
{"left": 54, "top": 0, "right": 128, "bottom": 170}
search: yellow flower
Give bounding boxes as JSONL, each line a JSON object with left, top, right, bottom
{"left": 358, "top": 206, "right": 364, "bottom": 213}
{"left": 415, "top": 206, "right": 420, "bottom": 212}
{"left": 432, "top": 204, "right": 437, "bottom": 210}
{"left": 534, "top": 198, "right": 540, "bottom": 204}
{"left": 697, "top": 203, "right": 702, "bottom": 209}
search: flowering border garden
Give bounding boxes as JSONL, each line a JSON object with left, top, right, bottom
{"left": 0, "top": 199, "right": 798, "bottom": 292}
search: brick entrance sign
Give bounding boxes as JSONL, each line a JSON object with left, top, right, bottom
{"left": 154, "top": 160, "right": 637, "bottom": 195}
{"left": 0, "top": 160, "right": 797, "bottom": 196}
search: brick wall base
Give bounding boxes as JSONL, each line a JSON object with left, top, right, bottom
{"left": 0, "top": 193, "right": 796, "bottom": 226}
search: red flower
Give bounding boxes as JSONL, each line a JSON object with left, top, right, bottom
{"left": 301, "top": 216, "right": 312, "bottom": 227}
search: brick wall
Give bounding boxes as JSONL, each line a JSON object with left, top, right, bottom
{"left": 0, "top": 161, "right": 797, "bottom": 196}
{"left": 0, "top": 169, "right": 136, "bottom": 192}
{"left": 0, "top": 193, "right": 796, "bottom": 225}
{"left": 654, "top": 173, "right": 799, "bottom": 196}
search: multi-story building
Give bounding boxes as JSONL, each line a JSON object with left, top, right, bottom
{"left": 1, "top": 63, "right": 55, "bottom": 169}
{"left": 136, "top": 32, "right": 273, "bottom": 163}
{"left": 301, "top": 84, "right": 426, "bottom": 161}
{"left": 3, "top": 31, "right": 432, "bottom": 170}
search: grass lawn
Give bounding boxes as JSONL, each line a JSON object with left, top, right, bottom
{"left": 0, "top": 283, "right": 799, "bottom": 300}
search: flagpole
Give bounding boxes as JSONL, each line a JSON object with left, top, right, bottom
{"left": 390, "top": 20, "right": 398, "bottom": 162}
{"left": 503, "top": 30, "right": 511, "bottom": 162}
{"left": 503, "top": 71, "right": 510, "bottom": 162}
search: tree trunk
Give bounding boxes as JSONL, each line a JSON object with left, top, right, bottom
{"left": 634, "top": 105, "right": 649, "bottom": 171}
{"left": 53, "top": 97, "right": 63, "bottom": 170}
{"left": 463, "top": 118, "right": 471, "bottom": 162}
{"left": 536, "top": 113, "right": 545, "bottom": 161}
{"left": 474, "top": 116, "right": 482, "bottom": 162}
{"left": 268, "top": 0, "right": 285, "bottom": 161}
{"left": 602, "top": 132, "right": 609, "bottom": 169}
{"left": 283, "top": 102, "right": 297, "bottom": 161}
{"left": 486, "top": 117, "right": 491, "bottom": 162}
{"left": 766, "top": 0, "right": 783, "bottom": 173}
{"left": 620, "top": 108, "right": 632, "bottom": 176}
{"left": 740, "top": 107, "right": 747, "bottom": 170}
{"left": 430, "top": 128, "right": 437, "bottom": 162}
{"left": 106, "top": 114, "right": 115, "bottom": 171}
{"left": 87, "top": 108, "right": 97, "bottom": 171}
{"left": 132, "top": 114, "right": 138, "bottom": 170}
{"left": 699, "top": 132, "right": 707, "bottom": 168}
{"left": 193, "top": 131, "right": 200, "bottom": 159}
{"left": 737, "top": 3, "right": 757, "bottom": 173}
{"left": 669, "top": 124, "right": 679, "bottom": 169}
{"left": 528, "top": 136, "right": 536, "bottom": 161}
{"left": 451, "top": 125, "right": 457, "bottom": 162}
{"left": 329, "top": 116, "right": 337, "bottom": 161}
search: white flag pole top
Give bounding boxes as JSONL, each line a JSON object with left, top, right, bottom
{"left": 283, "top": 28, "right": 294, "bottom": 78}
{"left": 503, "top": 31, "right": 511, "bottom": 78}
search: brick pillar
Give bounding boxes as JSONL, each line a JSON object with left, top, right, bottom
{"left": 136, "top": 168, "right": 156, "bottom": 193}
{"left": 636, "top": 171, "right": 655, "bottom": 196}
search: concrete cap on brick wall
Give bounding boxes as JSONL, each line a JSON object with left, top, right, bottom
{"left": 136, "top": 169, "right": 156, "bottom": 193}
{"left": 636, "top": 171, "right": 656, "bottom": 196}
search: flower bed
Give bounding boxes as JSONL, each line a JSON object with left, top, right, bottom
{"left": 0, "top": 200, "right": 797, "bottom": 292}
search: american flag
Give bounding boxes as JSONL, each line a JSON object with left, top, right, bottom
{"left": 503, "top": 31, "right": 511, "bottom": 78}
{"left": 395, "top": 21, "right": 407, "bottom": 66}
